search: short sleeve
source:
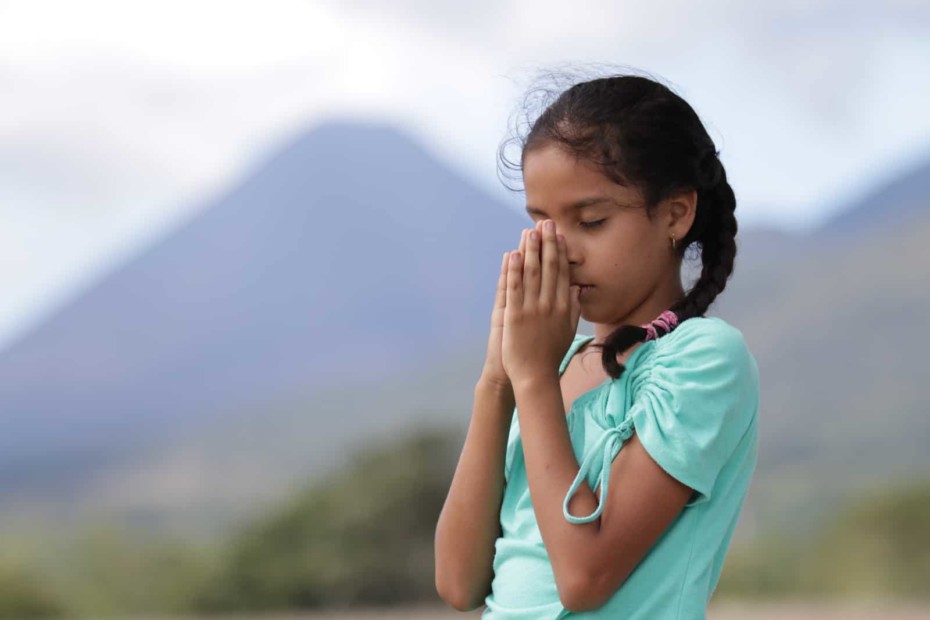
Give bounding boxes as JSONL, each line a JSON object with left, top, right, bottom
{"left": 561, "top": 318, "right": 759, "bottom": 524}
{"left": 628, "top": 319, "right": 759, "bottom": 507}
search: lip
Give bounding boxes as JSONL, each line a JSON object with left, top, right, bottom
{"left": 578, "top": 284, "right": 594, "bottom": 299}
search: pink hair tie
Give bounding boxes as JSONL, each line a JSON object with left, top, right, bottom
{"left": 640, "top": 310, "right": 679, "bottom": 341}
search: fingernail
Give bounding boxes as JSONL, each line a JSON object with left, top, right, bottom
{"left": 530, "top": 230, "right": 539, "bottom": 241}
{"left": 546, "top": 220, "right": 554, "bottom": 231}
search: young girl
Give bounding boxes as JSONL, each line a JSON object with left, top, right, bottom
{"left": 434, "top": 71, "right": 760, "bottom": 619}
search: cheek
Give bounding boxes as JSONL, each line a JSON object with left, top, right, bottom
{"left": 604, "top": 245, "right": 641, "bottom": 274}
{"left": 601, "top": 245, "right": 658, "bottom": 290}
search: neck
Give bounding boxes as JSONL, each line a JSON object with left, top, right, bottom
{"left": 592, "top": 272, "right": 686, "bottom": 347}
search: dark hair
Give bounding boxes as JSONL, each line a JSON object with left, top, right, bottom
{"left": 498, "top": 66, "right": 738, "bottom": 380}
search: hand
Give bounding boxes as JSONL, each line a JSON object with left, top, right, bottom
{"left": 481, "top": 228, "right": 533, "bottom": 390}
{"left": 501, "top": 219, "right": 582, "bottom": 389}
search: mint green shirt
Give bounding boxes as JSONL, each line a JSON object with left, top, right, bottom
{"left": 483, "top": 316, "right": 760, "bottom": 619}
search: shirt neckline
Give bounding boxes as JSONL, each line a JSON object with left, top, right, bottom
{"left": 560, "top": 334, "right": 653, "bottom": 417}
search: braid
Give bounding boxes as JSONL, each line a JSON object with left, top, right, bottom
{"left": 671, "top": 152, "right": 738, "bottom": 322}
{"left": 599, "top": 152, "right": 738, "bottom": 380}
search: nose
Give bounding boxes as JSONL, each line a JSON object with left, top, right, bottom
{"left": 562, "top": 233, "right": 582, "bottom": 266}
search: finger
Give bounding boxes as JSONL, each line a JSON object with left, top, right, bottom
{"left": 571, "top": 281, "right": 582, "bottom": 328}
{"left": 524, "top": 227, "right": 541, "bottom": 305}
{"left": 495, "top": 251, "right": 509, "bottom": 311}
{"left": 506, "top": 250, "right": 523, "bottom": 312}
{"left": 556, "top": 233, "right": 570, "bottom": 310}
{"left": 540, "top": 220, "right": 559, "bottom": 307}
{"left": 560, "top": 234, "right": 581, "bottom": 325}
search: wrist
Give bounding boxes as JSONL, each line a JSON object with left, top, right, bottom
{"left": 511, "top": 372, "right": 561, "bottom": 398}
{"left": 476, "top": 374, "right": 513, "bottom": 396}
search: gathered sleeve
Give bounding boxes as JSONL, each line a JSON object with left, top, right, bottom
{"left": 562, "top": 319, "right": 759, "bottom": 524}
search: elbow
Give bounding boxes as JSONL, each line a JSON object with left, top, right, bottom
{"left": 435, "top": 574, "right": 486, "bottom": 612}
{"left": 436, "top": 587, "right": 484, "bottom": 612}
{"left": 558, "top": 567, "right": 609, "bottom": 613}
{"left": 434, "top": 527, "right": 494, "bottom": 612}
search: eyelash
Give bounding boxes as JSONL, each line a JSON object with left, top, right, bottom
{"left": 530, "top": 218, "right": 606, "bottom": 230}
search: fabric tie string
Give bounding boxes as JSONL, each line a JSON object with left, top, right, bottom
{"left": 562, "top": 417, "right": 636, "bottom": 524}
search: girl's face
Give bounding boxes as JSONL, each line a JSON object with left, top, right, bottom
{"left": 522, "top": 143, "right": 687, "bottom": 327}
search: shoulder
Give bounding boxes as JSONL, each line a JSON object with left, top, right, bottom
{"left": 656, "top": 317, "right": 757, "bottom": 377}
{"left": 661, "top": 315, "right": 748, "bottom": 352}
{"left": 642, "top": 315, "right": 760, "bottom": 420}
{"left": 626, "top": 316, "right": 759, "bottom": 504}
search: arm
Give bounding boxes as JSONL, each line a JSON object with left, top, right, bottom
{"left": 514, "top": 377, "right": 693, "bottom": 612}
{"left": 434, "top": 377, "right": 515, "bottom": 611}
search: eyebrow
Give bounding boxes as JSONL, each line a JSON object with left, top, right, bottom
{"left": 525, "top": 196, "right": 616, "bottom": 217}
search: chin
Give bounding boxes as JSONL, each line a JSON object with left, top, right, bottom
{"left": 579, "top": 307, "right": 604, "bottom": 324}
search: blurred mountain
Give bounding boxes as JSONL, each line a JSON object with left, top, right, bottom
{"left": 813, "top": 157, "right": 930, "bottom": 240}
{"left": 1, "top": 120, "right": 928, "bottom": 543}
{"left": 716, "top": 206, "right": 930, "bottom": 536}
{"left": 0, "top": 119, "right": 524, "bottom": 516}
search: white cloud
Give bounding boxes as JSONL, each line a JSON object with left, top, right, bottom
{"left": 0, "top": 0, "right": 928, "bottom": 347}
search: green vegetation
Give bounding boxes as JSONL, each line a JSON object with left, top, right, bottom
{"left": 3, "top": 425, "right": 927, "bottom": 617}
{"left": 718, "top": 480, "right": 930, "bottom": 600}
{"left": 0, "top": 563, "right": 64, "bottom": 619}
{"left": 1, "top": 521, "right": 220, "bottom": 618}
{"left": 192, "top": 425, "right": 461, "bottom": 611}
{"left": 54, "top": 524, "right": 218, "bottom": 616}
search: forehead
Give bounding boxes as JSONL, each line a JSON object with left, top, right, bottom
{"left": 522, "top": 143, "right": 642, "bottom": 213}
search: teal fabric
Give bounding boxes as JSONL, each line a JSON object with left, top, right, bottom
{"left": 482, "top": 316, "right": 759, "bottom": 619}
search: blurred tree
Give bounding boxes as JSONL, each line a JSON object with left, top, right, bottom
{"left": 715, "top": 533, "right": 810, "bottom": 598}
{"left": 805, "top": 480, "right": 930, "bottom": 598}
{"left": 0, "top": 562, "right": 64, "bottom": 619}
{"left": 194, "top": 423, "right": 462, "bottom": 612}
{"left": 55, "top": 524, "right": 217, "bottom": 616}
{"left": 718, "top": 479, "right": 930, "bottom": 600}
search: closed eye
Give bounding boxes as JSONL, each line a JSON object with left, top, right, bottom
{"left": 580, "top": 219, "right": 606, "bottom": 229}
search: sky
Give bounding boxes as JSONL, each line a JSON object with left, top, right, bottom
{"left": 1, "top": 0, "right": 929, "bottom": 350}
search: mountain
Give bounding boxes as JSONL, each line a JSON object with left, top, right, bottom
{"left": 83, "top": 151, "right": 927, "bottom": 541}
{"left": 70, "top": 198, "right": 930, "bottom": 541}
{"left": 0, "top": 119, "right": 525, "bottom": 507}
{"left": 813, "top": 156, "right": 930, "bottom": 239}
{"left": 2, "top": 120, "right": 928, "bottom": 544}
{"left": 713, "top": 167, "right": 930, "bottom": 535}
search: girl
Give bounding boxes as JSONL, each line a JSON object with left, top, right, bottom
{"left": 434, "top": 71, "right": 760, "bottom": 619}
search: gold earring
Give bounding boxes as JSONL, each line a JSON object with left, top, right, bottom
{"left": 670, "top": 234, "right": 677, "bottom": 250}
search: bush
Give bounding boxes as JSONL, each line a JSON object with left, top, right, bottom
{"left": 0, "top": 563, "right": 64, "bottom": 619}
{"left": 193, "top": 425, "right": 462, "bottom": 612}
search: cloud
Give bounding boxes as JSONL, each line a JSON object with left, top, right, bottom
{"left": 0, "top": 0, "right": 928, "bottom": 346}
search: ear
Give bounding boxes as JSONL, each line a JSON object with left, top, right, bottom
{"left": 665, "top": 188, "right": 697, "bottom": 241}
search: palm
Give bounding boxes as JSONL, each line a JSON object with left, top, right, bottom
{"left": 483, "top": 261, "right": 509, "bottom": 386}
{"left": 482, "top": 229, "right": 533, "bottom": 388}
